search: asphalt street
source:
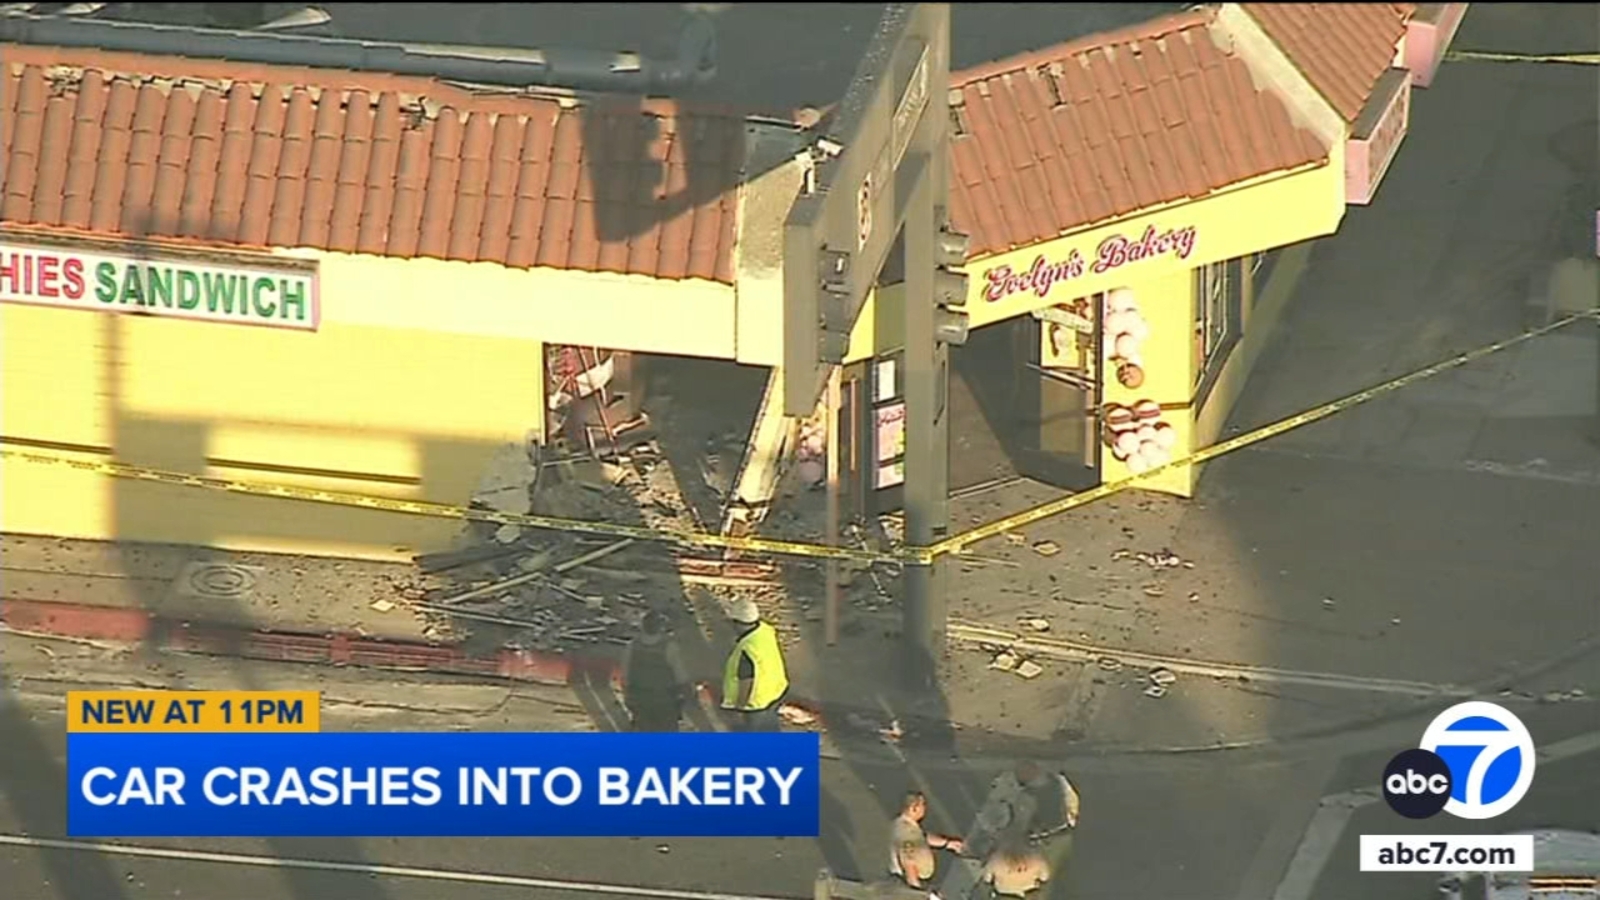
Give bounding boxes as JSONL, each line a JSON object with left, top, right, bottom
{"left": 0, "top": 634, "right": 1292, "bottom": 900}
{"left": 3, "top": 634, "right": 1598, "bottom": 900}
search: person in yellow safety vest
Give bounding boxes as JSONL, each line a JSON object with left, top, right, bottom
{"left": 720, "top": 597, "right": 789, "bottom": 731}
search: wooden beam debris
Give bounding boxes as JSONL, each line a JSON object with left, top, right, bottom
{"left": 435, "top": 539, "right": 636, "bottom": 606}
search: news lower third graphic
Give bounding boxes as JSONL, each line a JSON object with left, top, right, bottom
{"left": 68, "top": 690, "right": 321, "bottom": 732}
{"left": 1364, "top": 701, "right": 1539, "bottom": 873}
{"left": 64, "top": 690, "right": 821, "bottom": 838}
{"left": 1360, "top": 835, "right": 1536, "bottom": 874}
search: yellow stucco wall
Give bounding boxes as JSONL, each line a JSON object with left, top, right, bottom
{"left": 272, "top": 247, "right": 739, "bottom": 359}
{"left": 844, "top": 161, "right": 1342, "bottom": 356}
{"left": 966, "top": 163, "right": 1343, "bottom": 328}
{"left": 845, "top": 158, "right": 1346, "bottom": 498}
{"left": 1097, "top": 268, "right": 1197, "bottom": 496}
{"left": 2, "top": 246, "right": 556, "bottom": 561}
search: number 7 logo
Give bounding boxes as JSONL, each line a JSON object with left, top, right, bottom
{"left": 1419, "top": 701, "right": 1537, "bottom": 821}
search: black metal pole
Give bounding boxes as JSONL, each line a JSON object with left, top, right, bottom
{"left": 902, "top": 159, "right": 940, "bottom": 690}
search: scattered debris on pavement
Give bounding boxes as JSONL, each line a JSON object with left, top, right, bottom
{"left": 1031, "top": 540, "right": 1061, "bottom": 557}
{"left": 1142, "top": 666, "right": 1177, "bottom": 698}
{"left": 1537, "top": 688, "right": 1587, "bottom": 703}
{"left": 878, "top": 718, "right": 905, "bottom": 743}
{"left": 987, "top": 647, "right": 1046, "bottom": 680}
{"left": 778, "top": 704, "right": 820, "bottom": 728}
{"left": 957, "top": 551, "right": 1022, "bottom": 569}
{"left": 1021, "top": 617, "right": 1051, "bottom": 632}
{"left": 1112, "top": 547, "right": 1193, "bottom": 569}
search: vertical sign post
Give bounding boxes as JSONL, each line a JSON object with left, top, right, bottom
{"left": 779, "top": 4, "right": 953, "bottom": 683}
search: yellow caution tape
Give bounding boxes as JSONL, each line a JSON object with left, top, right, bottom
{"left": 6, "top": 310, "right": 1593, "bottom": 567}
{"left": 1446, "top": 49, "right": 1600, "bottom": 65}
{"left": 0, "top": 445, "right": 918, "bottom": 566}
{"left": 930, "top": 309, "right": 1599, "bottom": 557}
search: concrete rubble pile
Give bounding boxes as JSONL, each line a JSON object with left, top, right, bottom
{"left": 754, "top": 431, "right": 908, "bottom": 632}
{"left": 388, "top": 436, "right": 692, "bottom": 653}
{"left": 397, "top": 373, "right": 916, "bottom": 658}
{"left": 392, "top": 423, "right": 807, "bottom": 656}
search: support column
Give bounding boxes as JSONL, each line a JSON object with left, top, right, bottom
{"left": 901, "top": 154, "right": 949, "bottom": 691}
{"left": 824, "top": 365, "right": 843, "bottom": 646}
{"left": 721, "top": 366, "right": 799, "bottom": 535}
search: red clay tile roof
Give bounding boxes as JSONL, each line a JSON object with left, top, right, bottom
{"left": 1242, "top": 3, "right": 1410, "bottom": 123}
{"left": 0, "top": 45, "right": 745, "bottom": 283}
{"left": 947, "top": 8, "right": 1330, "bottom": 259}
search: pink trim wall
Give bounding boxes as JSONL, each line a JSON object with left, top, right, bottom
{"left": 1405, "top": 3, "right": 1469, "bottom": 88}
{"left": 1345, "top": 75, "right": 1412, "bottom": 205}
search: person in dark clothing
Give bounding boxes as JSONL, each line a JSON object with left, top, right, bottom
{"left": 621, "top": 611, "right": 691, "bottom": 732}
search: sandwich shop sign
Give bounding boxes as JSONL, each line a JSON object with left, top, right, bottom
{"left": 0, "top": 242, "right": 319, "bottom": 330}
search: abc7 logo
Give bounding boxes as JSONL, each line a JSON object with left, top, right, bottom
{"left": 1382, "top": 749, "right": 1454, "bottom": 819}
{"left": 1382, "top": 701, "right": 1537, "bottom": 820}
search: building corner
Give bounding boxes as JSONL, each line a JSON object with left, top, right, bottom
{"left": 724, "top": 122, "right": 815, "bottom": 530}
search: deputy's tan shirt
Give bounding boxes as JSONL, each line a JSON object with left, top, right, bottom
{"left": 983, "top": 853, "right": 1050, "bottom": 897}
{"left": 889, "top": 814, "right": 936, "bottom": 883}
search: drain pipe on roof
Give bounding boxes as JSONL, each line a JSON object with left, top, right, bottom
{"left": 0, "top": 9, "right": 718, "bottom": 92}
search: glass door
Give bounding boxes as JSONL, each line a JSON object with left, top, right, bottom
{"left": 1024, "top": 296, "right": 1103, "bottom": 491}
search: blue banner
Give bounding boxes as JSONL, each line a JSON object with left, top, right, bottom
{"left": 68, "top": 732, "right": 820, "bottom": 837}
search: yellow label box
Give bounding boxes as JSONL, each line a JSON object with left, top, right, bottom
{"left": 66, "top": 690, "right": 321, "bottom": 733}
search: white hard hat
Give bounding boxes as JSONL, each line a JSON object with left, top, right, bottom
{"left": 726, "top": 597, "right": 761, "bottom": 624}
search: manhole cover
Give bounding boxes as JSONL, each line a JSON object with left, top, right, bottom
{"left": 174, "top": 562, "right": 263, "bottom": 600}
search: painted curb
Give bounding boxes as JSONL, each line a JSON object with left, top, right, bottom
{"left": 0, "top": 595, "right": 830, "bottom": 719}
{"left": 0, "top": 595, "right": 609, "bottom": 688}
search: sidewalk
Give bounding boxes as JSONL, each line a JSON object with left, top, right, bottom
{"left": 0, "top": 532, "right": 598, "bottom": 687}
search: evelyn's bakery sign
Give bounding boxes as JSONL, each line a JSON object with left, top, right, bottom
{"left": 981, "top": 224, "right": 1197, "bottom": 304}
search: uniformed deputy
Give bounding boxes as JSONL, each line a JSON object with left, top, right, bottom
{"left": 890, "top": 790, "right": 966, "bottom": 889}
{"left": 720, "top": 597, "right": 789, "bottom": 731}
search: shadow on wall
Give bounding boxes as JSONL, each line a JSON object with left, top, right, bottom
{"left": 949, "top": 319, "right": 1035, "bottom": 491}
{"left": 109, "top": 413, "right": 515, "bottom": 557}
{"left": 635, "top": 353, "right": 772, "bottom": 530}
{"left": 949, "top": 317, "right": 1101, "bottom": 493}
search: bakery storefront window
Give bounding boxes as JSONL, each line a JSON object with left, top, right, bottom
{"left": 1195, "top": 258, "right": 1243, "bottom": 403}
